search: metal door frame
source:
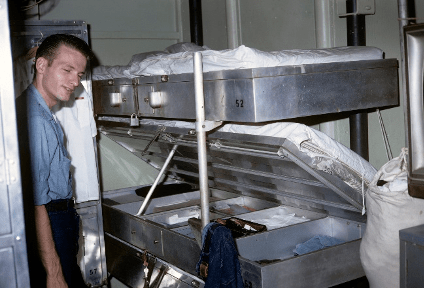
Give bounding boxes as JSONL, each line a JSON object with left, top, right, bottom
{"left": 0, "top": 0, "right": 31, "bottom": 287}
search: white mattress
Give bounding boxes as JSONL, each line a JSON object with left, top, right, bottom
{"left": 92, "top": 45, "right": 383, "bottom": 80}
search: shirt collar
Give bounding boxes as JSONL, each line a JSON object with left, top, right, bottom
{"left": 28, "top": 84, "right": 54, "bottom": 119}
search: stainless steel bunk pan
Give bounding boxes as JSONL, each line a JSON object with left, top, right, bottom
{"left": 100, "top": 122, "right": 368, "bottom": 288}
{"left": 93, "top": 58, "right": 399, "bottom": 122}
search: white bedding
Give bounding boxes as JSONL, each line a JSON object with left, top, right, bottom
{"left": 92, "top": 44, "right": 383, "bottom": 80}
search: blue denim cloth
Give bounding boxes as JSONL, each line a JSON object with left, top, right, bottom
{"left": 201, "top": 222, "right": 217, "bottom": 246}
{"left": 293, "top": 235, "right": 344, "bottom": 256}
{"left": 197, "top": 223, "right": 244, "bottom": 288}
{"left": 47, "top": 201, "right": 85, "bottom": 287}
{"left": 19, "top": 84, "right": 73, "bottom": 205}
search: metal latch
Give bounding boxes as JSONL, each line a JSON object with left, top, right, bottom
{"left": 337, "top": 0, "right": 375, "bottom": 17}
{"left": 161, "top": 133, "right": 176, "bottom": 144}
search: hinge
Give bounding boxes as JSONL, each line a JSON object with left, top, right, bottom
{"left": 195, "top": 121, "right": 223, "bottom": 132}
{"left": 337, "top": 0, "right": 375, "bottom": 17}
{"left": 4, "top": 158, "right": 18, "bottom": 186}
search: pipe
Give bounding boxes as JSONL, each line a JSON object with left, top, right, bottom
{"left": 398, "top": 0, "right": 415, "bottom": 149}
{"left": 314, "top": 0, "right": 333, "bottom": 48}
{"left": 226, "top": 0, "right": 241, "bottom": 49}
{"left": 189, "top": 0, "right": 203, "bottom": 46}
{"left": 346, "top": 0, "right": 368, "bottom": 160}
{"left": 346, "top": 0, "right": 366, "bottom": 46}
{"left": 135, "top": 144, "right": 178, "bottom": 216}
{"left": 315, "top": 0, "right": 335, "bottom": 138}
{"left": 194, "top": 52, "right": 210, "bottom": 228}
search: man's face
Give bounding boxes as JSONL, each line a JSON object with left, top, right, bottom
{"left": 36, "top": 45, "right": 87, "bottom": 108}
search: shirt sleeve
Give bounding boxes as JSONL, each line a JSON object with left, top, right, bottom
{"left": 28, "top": 116, "right": 53, "bottom": 205}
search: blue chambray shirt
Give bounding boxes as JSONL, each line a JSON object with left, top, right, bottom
{"left": 21, "top": 84, "right": 73, "bottom": 205}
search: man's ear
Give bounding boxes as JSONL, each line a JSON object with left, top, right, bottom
{"left": 35, "top": 57, "right": 48, "bottom": 75}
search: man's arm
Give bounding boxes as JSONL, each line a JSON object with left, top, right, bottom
{"left": 34, "top": 205, "right": 68, "bottom": 288}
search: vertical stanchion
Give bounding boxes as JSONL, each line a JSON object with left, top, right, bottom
{"left": 193, "top": 52, "right": 210, "bottom": 228}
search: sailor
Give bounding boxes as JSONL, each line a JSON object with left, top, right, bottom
{"left": 16, "top": 34, "right": 91, "bottom": 288}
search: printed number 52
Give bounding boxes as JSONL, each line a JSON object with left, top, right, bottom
{"left": 236, "top": 100, "right": 244, "bottom": 108}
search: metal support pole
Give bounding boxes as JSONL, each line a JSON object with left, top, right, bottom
{"left": 135, "top": 144, "right": 178, "bottom": 216}
{"left": 315, "top": 0, "right": 335, "bottom": 138}
{"left": 193, "top": 52, "right": 210, "bottom": 228}
{"left": 189, "top": 0, "right": 203, "bottom": 46}
{"left": 315, "top": 0, "right": 333, "bottom": 48}
{"left": 226, "top": 0, "right": 241, "bottom": 49}
{"left": 398, "top": 0, "right": 415, "bottom": 150}
{"left": 346, "top": 0, "right": 369, "bottom": 161}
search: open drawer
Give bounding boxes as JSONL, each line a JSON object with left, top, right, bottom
{"left": 237, "top": 217, "right": 365, "bottom": 287}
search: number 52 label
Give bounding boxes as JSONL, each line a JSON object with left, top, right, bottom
{"left": 235, "top": 99, "right": 244, "bottom": 108}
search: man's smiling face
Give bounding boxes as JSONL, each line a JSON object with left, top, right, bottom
{"left": 35, "top": 44, "right": 87, "bottom": 108}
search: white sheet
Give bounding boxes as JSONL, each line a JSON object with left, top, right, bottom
{"left": 53, "top": 84, "right": 100, "bottom": 203}
{"left": 92, "top": 45, "right": 383, "bottom": 80}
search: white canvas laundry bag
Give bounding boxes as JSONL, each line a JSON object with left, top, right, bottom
{"left": 360, "top": 148, "right": 424, "bottom": 288}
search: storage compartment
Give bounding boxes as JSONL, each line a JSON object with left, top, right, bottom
{"left": 168, "top": 198, "right": 330, "bottom": 240}
{"left": 236, "top": 205, "right": 324, "bottom": 230}
{"left": 172, "top": 204, "right": 325, "bottom": 240}
{"left": 237, "top": 216, "right": 364, "bottom": 262}
{"left": 141, "top": 206, "right": 224, "bottom": 229}
{"left": 99, "top": 121, "right": 372, "bottom": 287}
{"left": 237, "top": 217, "right": 365, "bottom": 288}
{"left": 113, "top": 191, "right": 203, "bottom": 215}
{"left": 94, "top": 59, "right": 399, "bottom": 122}
{"left": 111, "top": 188, "right": 237, "bottom": 215}
{"left": 209, "top": 196, "right": 278, "bottom": 216}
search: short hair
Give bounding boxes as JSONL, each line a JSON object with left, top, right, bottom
{"left": 35, "top": 34, "right": 92, "bottom": 66}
